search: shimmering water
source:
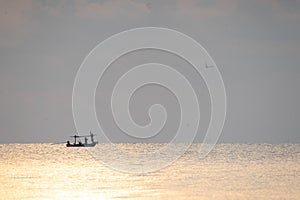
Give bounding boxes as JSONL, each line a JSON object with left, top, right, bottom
{"left": 0, "top": 144, "right": 299, "bottom": 199}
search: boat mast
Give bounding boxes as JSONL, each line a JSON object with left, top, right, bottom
{"left": 90, "top": 131, "right": 94, "bottom": 143}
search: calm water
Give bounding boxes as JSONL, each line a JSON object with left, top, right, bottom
{"left": 0, "top": 143, "right": 299, "bottom": 199}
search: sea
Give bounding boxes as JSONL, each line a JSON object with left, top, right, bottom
{"left": 0, "top": 143, "right": 299, "bottom": 199}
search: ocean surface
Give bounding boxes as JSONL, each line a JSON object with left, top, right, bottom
{"left": 0, "top": 143, "right": 299, "bottom": 199}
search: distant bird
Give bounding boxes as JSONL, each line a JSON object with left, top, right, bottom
{"left": 205, "top": 62, "right": 214, "bottom": 69}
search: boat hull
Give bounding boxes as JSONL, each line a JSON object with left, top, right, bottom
{"left": 66, "top": 142, "right": 98, "bottom": 147}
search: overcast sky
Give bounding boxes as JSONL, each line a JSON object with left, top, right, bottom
{"left": 0, "top": 0, "right": 300, "bottom": 143}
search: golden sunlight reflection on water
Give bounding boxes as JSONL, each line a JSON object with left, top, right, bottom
{"left": 0, "top": 144, "right": 299, "bottom": 199}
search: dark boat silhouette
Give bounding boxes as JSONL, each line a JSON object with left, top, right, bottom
{"left": 66, "top": 132, "right": 98, "bottom": 147}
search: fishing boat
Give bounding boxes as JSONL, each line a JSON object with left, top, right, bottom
{"left": 66, "top": 132, "right": 98, "bottom": 147}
